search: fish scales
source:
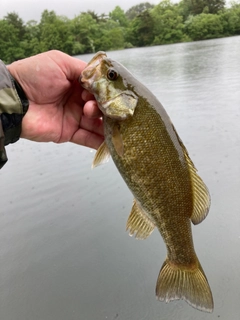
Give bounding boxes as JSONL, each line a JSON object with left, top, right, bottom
{"left": 80, "top": 51, "right": 213, "bottom": 313}
{"left": 105, "top": 98, "right": 195, "bottom": 263}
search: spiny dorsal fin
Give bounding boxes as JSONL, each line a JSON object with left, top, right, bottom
{"left": 172, "top": 125, "right": 210, "bottom": 225}
{"left": 156, "top": 258, "right": 213, "bottom": 313}
{"left": 112, "top": 125, "right": 124, "bottom": 157}
{"left": 126, "top": 199, "right": 155, "bottom": 239}
{"left": 92, "top": 141, "right": 110, "bottom": 168}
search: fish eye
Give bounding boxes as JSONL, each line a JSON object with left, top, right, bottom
{"left": 107, "top": 69, "right": 118, "bottom": 81}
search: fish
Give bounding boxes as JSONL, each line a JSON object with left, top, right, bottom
{"left": 80, "top": 51, "right": 213, "bottom": 312}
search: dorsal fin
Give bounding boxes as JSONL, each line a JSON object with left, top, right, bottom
{"left": 92, "top": 141, "right": 111, "bottom": 168}
{"left": 172, "top": 125, "right": 210, "bottom": 225}
{"left": 126, "top": 199, "right": 155, "bottom": 239}
{"left": 184, "top": 151, "right": 211, "bottom": 225}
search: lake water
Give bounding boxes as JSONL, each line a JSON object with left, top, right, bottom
{"left": 1, "top": 36, "right": 240, "bottom": 320}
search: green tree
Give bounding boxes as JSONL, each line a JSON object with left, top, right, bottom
{"left": 109, "top": 6, "right": 128, "bottom": 27}
{"left": 0, "top": 20, "right": 24, "bottom": 63}
{"left": 179, "top": 0, "right": 225, "bottom": 17}
{"left": 1, "top": 12, "right": 27, "bottom": 61}
{"left": 151, "top": 0, "right": 186, "bottom": 45}
{"left": 128, "top": 10, "right": 154, "bottom": 46}
{"left": 185, "top": 13, "right": 224, "bottom": 40}
{"left": 221, "top": 2, "right": 240, "bottom": 35}
{"left": 86, "top": 10, "right": 101, "bottom": 22}
{"left": 22, "top": 20, "right": 41, "bottom": 56}
{"left": 100, "top": 27, "right": 125, "bottom": 51}
{"left": 39, "top": 10, "right": 73, "bottom": 54}
{"left": 4, "top": 12, "right": 26, "bottom": 40}
{"left": 92, "top": 17, "right": 125, "bottom": 51}
{"left": 207, "top": 0, "right": 226, "bottom": 13}
{"left": 71, "top": 13, "right": 99, "bottom": 53}
{"left": 126, "top": 2, "right": 155, "bottom": 20}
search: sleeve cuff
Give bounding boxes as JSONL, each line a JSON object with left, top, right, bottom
{"left": 0, "top": 60, "right": 29, "bottom": 168}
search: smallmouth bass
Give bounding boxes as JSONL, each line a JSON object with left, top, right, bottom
{"left": 80, "top": 52, "right": 213, "bottom": 312}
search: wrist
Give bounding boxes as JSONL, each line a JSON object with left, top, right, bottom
{"left": 0, "top": 60, "right": 29, "bottom": 168}
{"left": 0, "top": 63, "right": 29, "bottom": 145}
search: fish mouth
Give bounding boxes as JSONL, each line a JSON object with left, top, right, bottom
{"left": 79, "top": 51, "right": 107, "bottom": 91}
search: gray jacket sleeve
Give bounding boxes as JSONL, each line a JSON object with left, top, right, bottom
{"left": 0, "top": 60, "right": 29, "bottom": 169}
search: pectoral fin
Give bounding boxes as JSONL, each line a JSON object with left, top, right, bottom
{"left": 126, "top": 199, "right": 155, "bottom": 239}
{"left": 112, "top": 125, "right": 124, "bottom": 157}
{"left": 92, "top": 141, "right": 111, "bottom": 168}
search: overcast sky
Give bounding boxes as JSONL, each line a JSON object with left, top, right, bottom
{"left": 1, "top": 0, "right": 160, "bottom": 22}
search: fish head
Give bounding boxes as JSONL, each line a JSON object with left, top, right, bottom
{"left": 80, "top": 51, "right": 138, "bottom": 120}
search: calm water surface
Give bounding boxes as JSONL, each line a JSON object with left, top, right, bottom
{"left": 1, "top": 36, "right": 240, "bottom": 320}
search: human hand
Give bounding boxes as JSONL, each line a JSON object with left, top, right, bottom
{"left": 7, "top": 50, "right": 104, "bottom": 149}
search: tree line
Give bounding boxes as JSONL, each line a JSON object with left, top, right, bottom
{"left": 1, "top": 0, "right": 240, "bottom": 64}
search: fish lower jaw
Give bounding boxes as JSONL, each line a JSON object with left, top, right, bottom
{"left": 79, "top": 77, "right": 90, "bottom": 90}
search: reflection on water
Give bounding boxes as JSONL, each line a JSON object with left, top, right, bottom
{"left": 0, "top": 36, "right": 240, "bottom": 319}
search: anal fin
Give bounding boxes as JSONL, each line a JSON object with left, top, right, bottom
{"left": 126, "top": 199, "right": 155, "bottom": 239}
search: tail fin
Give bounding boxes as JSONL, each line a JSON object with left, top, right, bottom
{"left": 156, "top": 258, "right": 213, "bottom": 313}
